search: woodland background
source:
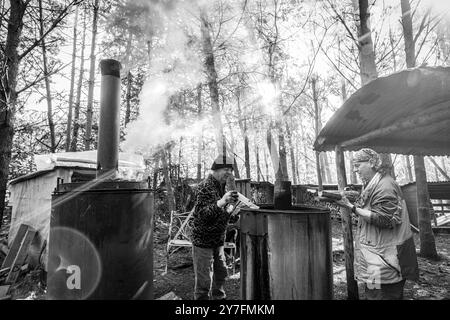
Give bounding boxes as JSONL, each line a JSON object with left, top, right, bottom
{"left": 1, "top": 0, "right": 450, "bottom": 226}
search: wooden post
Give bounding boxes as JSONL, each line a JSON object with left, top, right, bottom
{"left": 414, "top": 155, "right": 439, "bottom": 259}
{"left": 335, "top": 145, "right": 359, "bottom": 300}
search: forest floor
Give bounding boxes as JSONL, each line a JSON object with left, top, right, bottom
{"left": 1, "top": 211, "right": 449, "bottom": 300}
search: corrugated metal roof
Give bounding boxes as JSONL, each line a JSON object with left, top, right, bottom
{"left": 314, "top": 67, "right": 450, "bottom": 156}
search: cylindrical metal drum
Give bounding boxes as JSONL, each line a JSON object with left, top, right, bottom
{"left": 47, "top": 181, "right": 154, "bottom": 300}
{"left": 240, "top": 205, "right": 332, "bottom": 300}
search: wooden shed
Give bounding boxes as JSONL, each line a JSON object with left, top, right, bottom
{"left": 401, "top": 181, "right": 450, "bottom": 228}
{"left": 7, "top": 151, "right": 146, "bottom": 269}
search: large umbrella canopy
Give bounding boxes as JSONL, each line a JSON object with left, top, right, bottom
{"left": 314, "top": 67, "right": 450, "bottom": 156}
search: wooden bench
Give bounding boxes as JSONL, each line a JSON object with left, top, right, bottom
{"left": 165, "top": 210, "right": 238, "bottom": 274}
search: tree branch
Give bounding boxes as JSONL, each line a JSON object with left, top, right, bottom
{"left": 326, "top": 0, "right": 359, "bottom": 48}
{"left": 18, "top": 0, "right": 82, "bottom": 61}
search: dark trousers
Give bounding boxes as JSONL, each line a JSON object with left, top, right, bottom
{"left": 365, "top": 279, "right": 406, "bottom": 300}
{"left": 192, "top": 245, "right": 228, "bottom": 300}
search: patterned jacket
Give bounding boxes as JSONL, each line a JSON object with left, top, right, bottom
{"left": 191, "top": 174, "right": 233, "bottom": 248}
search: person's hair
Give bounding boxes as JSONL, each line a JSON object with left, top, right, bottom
{"left": 354, "top": 148, "right": 391, "bottom": 175}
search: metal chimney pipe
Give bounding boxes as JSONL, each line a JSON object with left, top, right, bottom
{"left": 97, "top": 59, "right": 121, "bottom": 179}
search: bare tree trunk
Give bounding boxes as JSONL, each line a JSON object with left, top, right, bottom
{"left": 0, "top": 0, "right": 5, "bottom": 28}
{"left": 0, "top": 0, "right": 27, "bottom": 229}
{"left": 178, "top": 137, "right": 183, "bottom": 184}
{"left": 39, "top": 0, "right": 56, "bottom": 152}
{"left": 354, "top": 0, "right": 378, "bottom": 84}
{"left": 437, "top": 23, "right": 449, "bottom": 65}
{"left": 244, "top": 131, "right": 250, "bottom": 179}
{"left": 389, "top": 27, "right": 398, "bottom": 71}
{"left": 295, "top": 134, "right": 301, "bottom": 183}
{"left": 236, "top": 85, "right": 250, "bottom": 179}
{"left": 354, "top": 0, "right": 394, "bottom": 176}
{"left": 312, "top": 76, "right": 323, "bottom": 190}
{"left": 124, "top": 30, "right": 133, "bottom": 126}
{"left": 263, "top": 145, "right": 270, "bottom": 182}
{"left": 256, "top": 143, "right": 262, "bottom": 182}
{"left": 300, "top": 116, "right": 309, "bottom": 183}
{"left": 196, "top": 84, "right": 202, "bottom": 181}
{"left": 225, "top": 115, "right": 240, "bottom": 179}
{"left": 277, "top": 121, "right": 289, "bottom": 181}
{"left": 70, "top": 8, "right": 87, "bottom": 152}
{"left": 200, "top": 11, "right": 225, "bottom": 155}
{"left": 323, "top": 152, "right": 332, "bottom": 184}
{"left": 285, "top": 122, "right": 297, "bottom": 185}
{"left": 197, "top": 139, "right": 202, "bottom": 182}
{"left": 401, "top": 0, "right": 416, "bottom": 68}
{"left": 161, "top": 147, "right": 176, "bottom": 213}
{"left": 404, "top": 155, "right": 414, "bottom": 182}
{"left": 125, "top": 71, "right": 132, "bottom": 126}
{"left": 65, "top": 6, "right": 79, "bottom": 151}
{"left": 84, "top": 0, "right": 99, "bottom": 150}
{"left": 341, "top": 80, "right": 358, "bottom": 184}
{"left": 401, "top": 0, "right": 438, "bottom": 259}
{"left": 266, "top": 125, "right": 280, "bottom": 180}
{"left": 152, "top": 155, "right": 160, "bottom": 190}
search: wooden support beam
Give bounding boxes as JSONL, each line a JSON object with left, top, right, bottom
{"left": 335, "top": 145, "right": 359, "bottom": 300}
{"left": 340, "top": 107, "right": 450, "bottom": 148}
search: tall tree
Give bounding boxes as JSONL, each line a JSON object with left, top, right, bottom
{"left": 0, "top": 0, "right": 28, "bottom": 229}
{"left": 312, "top": 75, "right": 323, "bottom": 190}
{"left": 285, "top": 122, "right": 297, "bottom": 184}
{"left": 401, "top": 0, "right": 438, "bottom": 259}
{"left": 160, "top": 146, "right": 176, "bottom": 214}
{"left": 0, "top": 0, "right": 79, "bottom": 228}
{"left": 124, "top": 30, "right": 133, "bottom": 127}
{"left": 39, "top": 0, "right": 56, "bottom": 153}
{"left": 200, "top": 10, "right": 225, "bottom": 155}
{"left": 196, "top": 84, "right": 203, "bottom": 181}
{"left": 70, "top": 6, "right": 87, "bottom": 152}
{"left": 354, "top": 0, "right": 394, "bottom": 175}
{"left": 65, "top": 6, "right": 79, "bottom": 151}
{"left": 235, "top": 79, "right": 251, "bottom": 179}
{"left": 84, "top": 0, "right": 100, "bottom": 150}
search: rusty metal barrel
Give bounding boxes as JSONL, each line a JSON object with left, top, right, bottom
{"left": 240, "top": 204, "right": 333, "bottom": 300}
{"left": 47, "top": 181, "right": 154, "bottom": 300}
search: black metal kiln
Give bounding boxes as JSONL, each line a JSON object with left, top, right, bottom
{"left": 47, "top": 60, "right": 154, "bottom": 300}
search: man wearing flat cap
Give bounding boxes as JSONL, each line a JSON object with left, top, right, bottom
{"left": 334, "top": 148, "right": 419, "bottom": 300}
{"left": 191, "top": 154, "right": 239, "bottom": 300}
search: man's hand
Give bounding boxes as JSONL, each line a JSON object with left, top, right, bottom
{"left": 217, "top": 191, "right": 239, "bottom": 208}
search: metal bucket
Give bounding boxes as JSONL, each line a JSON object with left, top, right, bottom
{"left": 240, "top": 204, "right": 332, "bottom": 300}
{"left": 47, "top": 181, "right": 154, "bottom": 300}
